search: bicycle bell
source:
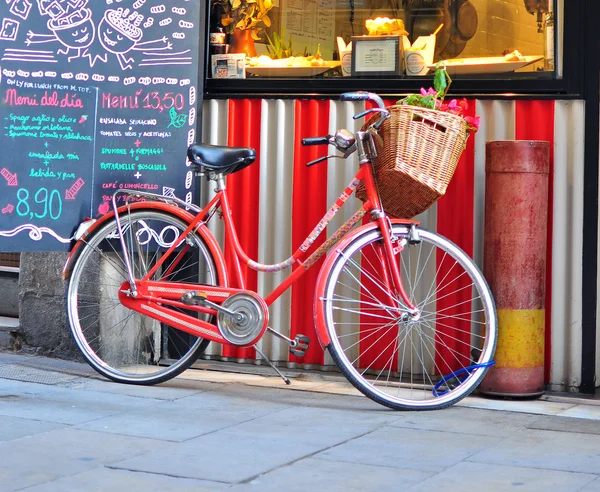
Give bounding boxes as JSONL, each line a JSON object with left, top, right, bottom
{"left": 334, "top": 129, "right": 355, "bottom": 150}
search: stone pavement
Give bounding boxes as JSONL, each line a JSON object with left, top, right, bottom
{"left": 2, "top": 352, "right": 600, "bottom": 491}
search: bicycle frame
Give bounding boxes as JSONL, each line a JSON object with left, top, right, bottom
{"left": 64, "top": 131, "right": 418, "bottom": 349}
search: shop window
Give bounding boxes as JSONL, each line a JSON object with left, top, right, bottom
{"left": 208, "top": 0, "right": 562, "bottom": 81}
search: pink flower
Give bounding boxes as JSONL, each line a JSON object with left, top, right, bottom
{"left": 420, "top": 87, "right": 437, "bottom": 97}
{"left": 464, "top": 115, "right": 481, "bottom": 133}
{"left": 447, "top": 99, "right": 458, "bottom": 110}
{"left": 441, "top": 99, "right": 464, "bottom": 115}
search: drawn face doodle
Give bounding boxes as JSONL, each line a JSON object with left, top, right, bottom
{"left": 98, "top": 8, "right": 143, "bottom": 55}
{"left": 48, "top": 8, "right": 95, "bottom": 49}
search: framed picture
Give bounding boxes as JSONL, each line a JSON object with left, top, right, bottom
{"left": 351, "top": 35, "right": 403, "bottom": 77}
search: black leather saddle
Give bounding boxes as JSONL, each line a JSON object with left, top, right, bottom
{"left": 187, "top": 143, "right": 256, "bottom": 175}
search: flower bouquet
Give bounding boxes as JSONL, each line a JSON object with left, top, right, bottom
{"left": 355, "top": 63, "right": 479, "bottom": 219}
{"left": 398, "top": 63, "right": 480, "bottom": 134}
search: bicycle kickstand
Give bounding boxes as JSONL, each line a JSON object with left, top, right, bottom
{"left": 254, "top": 345, "right": 291, "bottom": 385}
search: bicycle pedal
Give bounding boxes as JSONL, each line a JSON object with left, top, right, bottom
{"left": 290, "top": 334, "right": 310, "bottom": 357}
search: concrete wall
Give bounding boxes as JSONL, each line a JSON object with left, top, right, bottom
{"left": 12, "top": 253, "right": 79, "bottom": 359}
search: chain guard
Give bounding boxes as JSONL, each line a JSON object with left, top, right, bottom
{"left": 217, "top": 292, "right": 269, "bottom": 346}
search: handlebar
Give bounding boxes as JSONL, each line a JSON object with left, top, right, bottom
{"left": 300, "top": 91, "right": 388, "bottom": 167}
{"left": 302, "top": 136, "right": 330, "bottom": 146}
{"left": 340, "top": 91, "right": 384, "bottom": 109}
{"left": 340, "top": 91, "right": 389, "bottom": 130}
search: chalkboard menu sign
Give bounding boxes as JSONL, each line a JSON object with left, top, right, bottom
{"left": 0, "top": 0, "right": 203, "bottom": 251}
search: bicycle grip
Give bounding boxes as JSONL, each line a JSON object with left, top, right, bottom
{"left": 302, "top": 136, "right": 330, "bottom": 146}
{"left": 340, "top": 91, "right": 369, "bottom": 102}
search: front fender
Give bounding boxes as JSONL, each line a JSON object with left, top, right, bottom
{"left": 62, "top": 202, "right": 227, "bottom": 287}
{"left": 313, "top": 218, "right": 416, "bottom": 348}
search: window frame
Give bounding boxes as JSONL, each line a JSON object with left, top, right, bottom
{"left": 204, "top": 1, "right": 584, "bottom": 99}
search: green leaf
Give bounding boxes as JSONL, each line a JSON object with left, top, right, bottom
{"left": 274, "top": 32, "right": 281, "bottom": 51}
{"left": 433, "top": 68, "right": 447, "bottom": 93}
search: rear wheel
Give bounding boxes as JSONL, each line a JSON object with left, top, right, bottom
{"left": 319, "top": 223, "right": 497, "bottom": 410}
{"left": 66, "top": 208, "right": 221, "bottom": 385}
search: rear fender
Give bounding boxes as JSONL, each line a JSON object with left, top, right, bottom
{"left": 62, "top": 202, "right": 227, "bottom": 286}
{"left": 313, "top": 218, "right": 415, "bottom": 348}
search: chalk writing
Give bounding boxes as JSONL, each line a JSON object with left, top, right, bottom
{"left": 101, "top": 89, "right": 184, "bottom": 113}
{"left": 16, "top": 187, "right": 63, "bottom": 221}
{"left": 0, "top": 0, "right": 201, "bottom": 251}
{"left": 4, "top": 88, "right": 85, "bottom": 108}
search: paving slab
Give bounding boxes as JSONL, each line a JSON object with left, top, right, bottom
{"left": 76, "top": 388, "right": 296, "bottom": 442}
{"left": 0, "top": 414, "right": 66, "bottom": 443}
{"left": 22, "top": 467, "right": 226, "bottom": 492}
{"left": 557, "top": 404, "right": 600, "bottom": 420}
{"left": 64, "top": 375, "right": 223, "bottom": 401}
{"left": 316, "top": 426, "right": 503, "bottom": 473}
{"left": 581, "top": 477, "right": 600, "bottom": 491}
{"left": 114, "top": 428, "right": 335, "bottom": 484}
{"left": 229, "top": 457, "right": 432, "bottom": 492}
{"left": 468, "top": 427, "right": 600, "bottom": 474}
{"left": 408, "top": 461, "right": 597, "bottom": 492}
{"left": 457, "top": 394, "right": 577, "bottom": 415}
{"left": 108, "top": 393, "right": 399, "bottom": 484}
{"left": 0, "top": 427, "right": 167, "bottom": 491}
{"left": 388, "top": 405, "right": 543, "bottom": 436}
{"left": 0, "top": 378, "right": 163, "bottom": 425}
{"left": 527, "top": 415, "right": 600, "bottom": 435}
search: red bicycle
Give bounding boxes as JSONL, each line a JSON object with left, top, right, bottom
{"left": 64, "top": 91, "right": 497, "bottom": 410}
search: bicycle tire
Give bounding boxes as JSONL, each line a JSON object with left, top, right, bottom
{"left": 66, "top": 208, "right": 221, "bottom": 385}
{"left": 318, "top": 223, "right": 497, "bottom": 410}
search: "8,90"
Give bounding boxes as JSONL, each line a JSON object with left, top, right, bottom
{"left": 17, "top": 188, "right": 63, "bottom": 221}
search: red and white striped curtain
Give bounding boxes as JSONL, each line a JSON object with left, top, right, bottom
{"left": 201, "top": 97, "right": 585, "bottom": 392}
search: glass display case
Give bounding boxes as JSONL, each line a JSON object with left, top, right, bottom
{"left": 205, "top": 0, "right": 580, "bottom": 96}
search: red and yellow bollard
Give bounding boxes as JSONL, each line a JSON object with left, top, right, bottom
{"left": 480, "top": 141, "right": 550, "bottom": 397}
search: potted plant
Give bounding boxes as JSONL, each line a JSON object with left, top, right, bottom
{"left": 215, "top": 0, "right": 274, "bottom": 56}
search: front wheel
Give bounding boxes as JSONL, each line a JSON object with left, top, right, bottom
{"left": 318, "top": 223, "right": 497, "bottom": 410}
{"left": 66, "top": 208, "right": 221, "bottom": 385}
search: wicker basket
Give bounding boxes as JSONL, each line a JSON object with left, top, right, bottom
{"left": 356, "top": 104, "right": 469, "bottom": 218}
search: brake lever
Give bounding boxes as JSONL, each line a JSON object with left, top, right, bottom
{"left": 354, "top": 107, "right": 390, "bottom": 121}
{"left": 306, "top": 147, "right": 356, "bottom": 167}
{"left": 306, "top": 155, "right": 329, "bottom": 167}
